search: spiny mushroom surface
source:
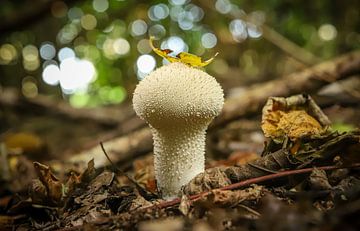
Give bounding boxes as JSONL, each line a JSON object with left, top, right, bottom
{"left": 133, "top": 62, "right": 224, "bottom": 200}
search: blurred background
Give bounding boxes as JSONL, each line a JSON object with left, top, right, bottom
{"left": 1, "top": 0, "right": 359, "bottom": 107}
{"left": 0, "top": 0, "right": 359, "bottom": 160}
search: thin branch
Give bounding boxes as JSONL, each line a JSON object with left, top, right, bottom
{"left": 99, "top": 142, "right": 157, "bottom": 199}
{"left": 143, "top": 163, "right": 360, "bottom": 210}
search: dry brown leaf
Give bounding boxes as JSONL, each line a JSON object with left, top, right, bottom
{"left": 202, "top": 185, "right": 265, "bottom": 207}
{"left": 261, "top": 95, "right": 330, "bottom": 143}
{"left": 32, "top": 162, "right": 63, "bottom": 205}
{"left": 133, "top": 155, "right": 157, "bottom": 193}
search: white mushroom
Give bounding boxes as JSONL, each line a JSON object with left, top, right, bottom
{"left": 133, "top": 62, "right": 224, "bottom": 200}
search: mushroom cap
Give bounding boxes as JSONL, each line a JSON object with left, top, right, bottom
{"left": 133, "top": 62, "right": 224, "bottom": 128}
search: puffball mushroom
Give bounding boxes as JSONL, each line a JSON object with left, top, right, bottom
{"left": 133, "top": 62, "right": 224, "bottom": 200}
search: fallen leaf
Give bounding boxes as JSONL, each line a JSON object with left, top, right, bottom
{"left": 150, "top": 36, "right": 218, "bottom": 67}
{"left": 32, "top": 162, "right": 63, "bottom": 205}
{"left": 202, "top": 185, "right": 265, "bottom": 207}
{"left": 261, "top": 95, "right": 330, "bottom": 143}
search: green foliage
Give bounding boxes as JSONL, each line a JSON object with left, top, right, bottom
{"left": 0, "top": 0, "right": 359, "bottom": 107}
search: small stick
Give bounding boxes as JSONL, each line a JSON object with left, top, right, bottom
{"left": 144, "top": 163, "right": 360, "bottom": 210}
{"left": 99, "top": 142, "right": 148, "bottom": 191}
{"left": 55, "top": 163, "right": 360, "bottom": 231}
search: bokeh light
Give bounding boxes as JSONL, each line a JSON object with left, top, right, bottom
{"left": 169, "top": 0, "right": 187, "bottom": 6}
{"left": 42, "top": 64, "right": 61, "bottom": 85}
{"left": 93, "top": 0, "right": 109, "bottom": 13}
{"left": 22, "top": 45, "right": 40, "bottom": 71}
{"left": 67, "top": 7, "right": 83, "bottom": 20}
{"left": 81, "top": 14, "right": 97, "bottom": 30}
{"left": 58, "top": 47, "right": 75, "bottom": 61}
{"left": 201, "top": 33, "right": 217, "bottom": 48}
{"left": 22, "top": 76, "right": 38, "bottom": 98}
{"left": 113, "top": 38, "right": 130, "bottom": 55}
{"left": 229, "top": 19, "right": 248, "bottom": 42}
{"left": 131, "top": 20, "right": 148, "bottom": 36}
{"left": 136, "top": 54, "right": 156, "bottom": 79}
{"left": 318, "top": 24, "right": 337, "bottom": 41}
{"left": 0, "top": 44, "right": 17, "bottom": 64}
{"left": 177, "top": 11, "right": 194, "bottom": 30}
{"left": 215, "top": 0, "right": 232, "bottom": 14}
{"left": 247, "top": 23, "right": 262, "bottom": 38}
{"left": 40, "top": 42, "right": 56, "bottom": 60}
{"left": 59, "top": 58, "right": 96, "bottom": 94}
{"left": 148, "top": 24, "right": 166, "bottom": 39}
{"left": 148, "top": 4, "right": 170, "bottom": 21}
{"left": 137, "top": 39, "right": 152, "bottom": 54}
{"left": 57, "top": 23, "right": 80, "bottom": 44}
{"left": 187, "top": 4, "right": 204, "bottom": 22}
{"left": 22, "top": 45, "right": 38, "bottom": 62}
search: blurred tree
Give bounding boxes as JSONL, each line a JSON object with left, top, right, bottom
{"left": 0, "top": 0, "right": 359, "bottom": 107}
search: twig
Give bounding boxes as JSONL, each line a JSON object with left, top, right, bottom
{"left": 213, "top": 51, "right": 360, "bottom": 129}
{"left": 55, "top": 163, "right": 360, "bottom": 231}
{"left": 143, "top": 163, "right": 360, "bottom": 210}
{"left": 99, "top": 142, "right": 157, "bottom": 199}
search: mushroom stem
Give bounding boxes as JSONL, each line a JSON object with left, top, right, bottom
{"left": 152, "top": 124, "right": 208, "bottom": 200}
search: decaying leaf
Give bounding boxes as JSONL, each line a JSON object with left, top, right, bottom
{"left": 179, "top": 195, "right": 191, "bottom": 216}
{"left": 261, "top": 94, "right": 331, "bottom": 144}
{"left": 202, "top": 185, "right": 265, "bottom": 207}
{"left": 150, "top": 36, "right": 218, "bottom": 67}
{"left": 32, "top": 162, "right": 63, "bottom": 205}
{"left": 133, "top": 155, "right": 157, "bottom": 194}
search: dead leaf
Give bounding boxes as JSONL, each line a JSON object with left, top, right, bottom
{"left": 179, "top": 195, "right": 191, "bottom": 216}
{"left": 150, "top": 36, "right": 218, "bottom": 67}
{"left": 88, "top": 171, "right": 114, "bottom": 194}
{"left": 32, "top": 162, "right": 63, "bottom": 205}
{"left": 133, "top": 155, "right": 157, "bottom": 194}
{"left": 202, "top": 185, "right": 265, "bottom": 207}
{"left": 261, "top": 95, "right": 330, "bottom": 143}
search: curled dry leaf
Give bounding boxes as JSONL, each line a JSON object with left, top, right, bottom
{"left": 261, "top": 94, "right": 330, "bottom": 143}
{"left": 31, "top": 162, "right": 63, "bottom": 205}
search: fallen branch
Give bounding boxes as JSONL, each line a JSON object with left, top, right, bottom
{"left": 146, "top": 163, "right": 360, "bottom": 210}
{"left": 67, "top": 128, "right": 152, "bottom": 168}
{"left": 56, "top": 162, "right": 360, "bottom": 231}
{"left": 213, "top": 50, "right": 360, "bottom": 129}
{"left": 185, "top": 131, "right": 360, "bottom": 195}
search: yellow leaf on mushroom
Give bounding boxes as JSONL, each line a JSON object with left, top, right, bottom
{"left": 149, "top": 36, "right": 218, "bottom": 67}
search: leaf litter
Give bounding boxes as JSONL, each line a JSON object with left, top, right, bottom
{"left": 0, "top": 94, "right": 359, "bottom": 230}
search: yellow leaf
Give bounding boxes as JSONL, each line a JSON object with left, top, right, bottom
{"left": 149, "top": 36, "right": 217, "bottom": 67}
{"left": 177, "top": 51, "right": 218, "bottom": 67}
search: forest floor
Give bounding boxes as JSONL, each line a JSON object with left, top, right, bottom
{"left": 0, "top": 52, "right": 360, "bottom": 230}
